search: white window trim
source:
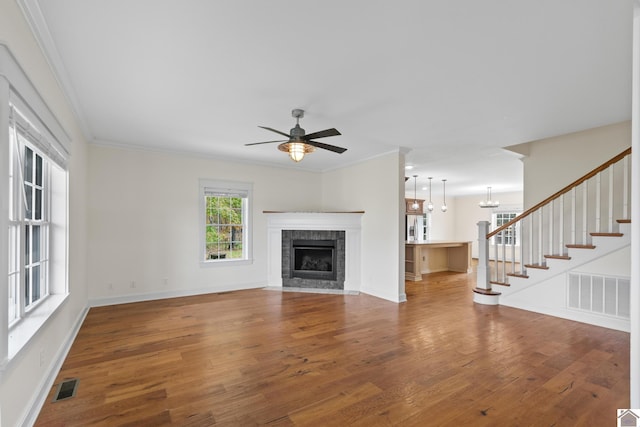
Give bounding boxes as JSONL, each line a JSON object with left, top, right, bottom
{"left": 0, "top": 43, "right": 71, "bottom": 369}
{"left": 198, "top": 179, "right": 253, "bottom": 267}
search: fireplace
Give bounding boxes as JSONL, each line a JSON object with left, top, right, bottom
{"left": 291, "top": 239, "right": 337, "bottom": 281}
{"left": 281, "top": 230, "right": 345, "bottom": 289}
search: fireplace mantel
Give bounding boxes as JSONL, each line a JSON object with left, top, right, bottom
{"left": 265, "top": 212, "right": 363, "bottom": 292}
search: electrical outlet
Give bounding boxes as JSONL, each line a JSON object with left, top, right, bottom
{"left": 163, "top": 278, "right": 168, "bottom": 287}
{"left": 108, "top": 283, "right": 113, "bottom": 290}
{"left": 130, "top": 281, "right": 135, "bottom": 288}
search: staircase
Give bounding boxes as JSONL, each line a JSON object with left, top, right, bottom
{"left": 474, "top": 148, "right": 632, "bottom": 331}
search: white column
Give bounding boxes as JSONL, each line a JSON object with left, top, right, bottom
{"left": 630, "top": 0, "right": 640, "bottom": 408}
{"left": 476, "top": 221, "right": 491, "bottom": 290}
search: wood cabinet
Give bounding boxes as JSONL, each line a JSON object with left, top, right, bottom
{"left": 405, "top": 198, "right": 424, "bottom": 214}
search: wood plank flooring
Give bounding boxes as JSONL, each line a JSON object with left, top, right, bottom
{"left": 36, "top": 272, "right": 630, "bottom": 426}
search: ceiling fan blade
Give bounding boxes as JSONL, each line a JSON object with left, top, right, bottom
{"left": 305, "top": 140, "right": 347, "bottom": 154}
{"left": 304, "top": 128, "right": 341, "bottom": 140}
{"left": 258, "top": 126, "right": 291, "bottom": 138}
{"left": 245, "top": 140, "right": 288, "bottom": 146}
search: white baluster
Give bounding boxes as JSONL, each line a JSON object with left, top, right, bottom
{"left": 608, "top": 164, "right": 614, "bottom": 232}
{"left": 595, "top": 172, "right": 601, "bottom": 233}
{"left": 582, "top": 181, "right": 588, "bottom": 244}
{"left": 528, "top": 214, "right": 533, "bottom": 267}
{"left": 501, "top": 230, "right": 506, "bottom": 282}
{"left": 559, "top": 195, "right": 564, "bottom": 254}
{"left": 538, "top": 208, "right": 543, "bottom": 265}
{"left": 623, "top": 154, "right": 629, "bottom": 220}
{"left": 548, "top": 200, "right": 554, "bottom": 255}
{"left": 570, "top": 187, "right": 576, "bottom": 245}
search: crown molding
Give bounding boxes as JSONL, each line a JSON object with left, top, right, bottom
{"left": 16, "top": 0, "right": 93, "bottom": 142}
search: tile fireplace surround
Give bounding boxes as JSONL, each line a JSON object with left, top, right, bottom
{"left": 265, "top": 211, "right": 363, "bottom": 293}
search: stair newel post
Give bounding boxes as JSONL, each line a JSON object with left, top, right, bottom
{"left": 538, "top": 209, "right": 543, "bottom": 265}
{"left": 476, "top": 221, "right": 491, "bottom": 290}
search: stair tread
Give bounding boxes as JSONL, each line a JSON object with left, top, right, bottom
{"left": 617, "top": 219, "right": 631, "bottom": 224}
{"left": 544, "top": 254, "right": 571, "bottom": 260}
{"left": 524, "top": 264, "right": 549, "bottom": 270}
{"left": 489, "top": 280, "right": 510, "bottom": 287}
{"left": 473, "top": 287, "right": 502, "bottom": 296}
{"left": 506, "top": 273, "right": 529, "bottom": 279}
{"left": 566, "top": 244, "right": 596, "bottom": 249}
{"left": 590, "top": 232, "right": 624, "bottom": 237}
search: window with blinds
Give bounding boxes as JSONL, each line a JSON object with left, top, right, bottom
{"left": 199, "top": 180, "right": 252, "bottom": 264}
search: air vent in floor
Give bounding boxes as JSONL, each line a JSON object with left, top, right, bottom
{"left": 52, "top": 378, "right": 79, "bottom": 402}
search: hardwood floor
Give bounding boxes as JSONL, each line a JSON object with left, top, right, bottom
{"left": 36, "top": 272, "right": 630, "bottom": 426}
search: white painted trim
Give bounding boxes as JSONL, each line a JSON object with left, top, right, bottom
{"left": 89, "top": 282, "right": 265, "bottom": 308}
{"left": 20, "top": 305, "right": 88, "bottom": 427}
{"left": 0, "top": 43, "right": 71, "bottom": 152}
{"left": 473, "top": 292, "right": 500, "bottom": 305}
{"left": 15, "top": 0, "right": 93, "bottom": 142}
{"left": 631, "top": 1, "right": 640, "bottom": 408}
{"left": 265, "top": 212, "right": 363, "bottom": 293}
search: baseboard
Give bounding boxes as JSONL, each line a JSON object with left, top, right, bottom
{"left": 88, "top": 282, "right": 266, "bottom": 307}
{"left": 21, "top": 306, "right": 89, "bottom": 427}
{"left": 361, "top": 287, "right": 405, "bottom": 303}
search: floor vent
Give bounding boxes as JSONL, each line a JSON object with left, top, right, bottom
{"left": 53, "top": 378, "right": 79, "bottom": 402}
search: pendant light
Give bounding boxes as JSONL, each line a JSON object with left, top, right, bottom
{"left": 426, "top": 177, "right": 434, "bottom": 212}
{"left": 441, "top": 179, "right": 448, "bottom": 212}
{"left": 479, "top": 186, "right": 500, "bottom": 208}
{"left": 411, "top": 175, "right": 419, "bottom": 210}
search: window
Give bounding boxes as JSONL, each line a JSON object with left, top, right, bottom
{"left": 493, "top": 212, "right": 519, "bottom": 246}
{"left": 8, "top": 106, "right": 67, "bottom": 326}
{"left": 1, "top": 44, "right": 71, "bottom": 363}
{"left": 199, "top": 180, "right": 252, "bottom": 265}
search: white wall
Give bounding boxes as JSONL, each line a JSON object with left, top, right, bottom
{"left": 87, "top": 145, "right": 323, "bottom": 303}
{"left": 323, "top": 152, "right": 405, "bottom": 302}
{"left": 0, "top": 1, "right": 90, "bottom": 426}
{"left": 510, "top": 121, "right": 631, "bottom": 209}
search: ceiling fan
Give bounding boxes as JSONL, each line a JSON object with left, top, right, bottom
{"left": 245, "top": 109, "right": 347, "bottom": 162}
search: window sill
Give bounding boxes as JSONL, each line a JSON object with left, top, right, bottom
{"left": 7, "top": 293, "right": 68, "bottom": 362}
{"left": 200, "top": 258, "right": 253, "bottom": 268}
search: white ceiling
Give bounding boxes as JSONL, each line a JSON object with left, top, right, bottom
{"left": 24, "top": 0, "right": 633, "bottom": 197}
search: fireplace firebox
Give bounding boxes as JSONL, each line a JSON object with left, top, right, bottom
{"left": 281, "top": 229, "right": 346, "bottom": 290}
{"left": 291, "top": 239, "right": 337, "bottom": 281}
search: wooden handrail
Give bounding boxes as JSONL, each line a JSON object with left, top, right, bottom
{"left": 487, "top": 147, "right": 632, "bottom": 239}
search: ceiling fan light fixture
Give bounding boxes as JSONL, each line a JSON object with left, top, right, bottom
{"left": 278, "top": 141, "right": 315, "bottom": 162}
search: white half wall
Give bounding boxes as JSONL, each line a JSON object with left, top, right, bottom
{"left": 322, "top": 152, "right": 405, "bottom": 303}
